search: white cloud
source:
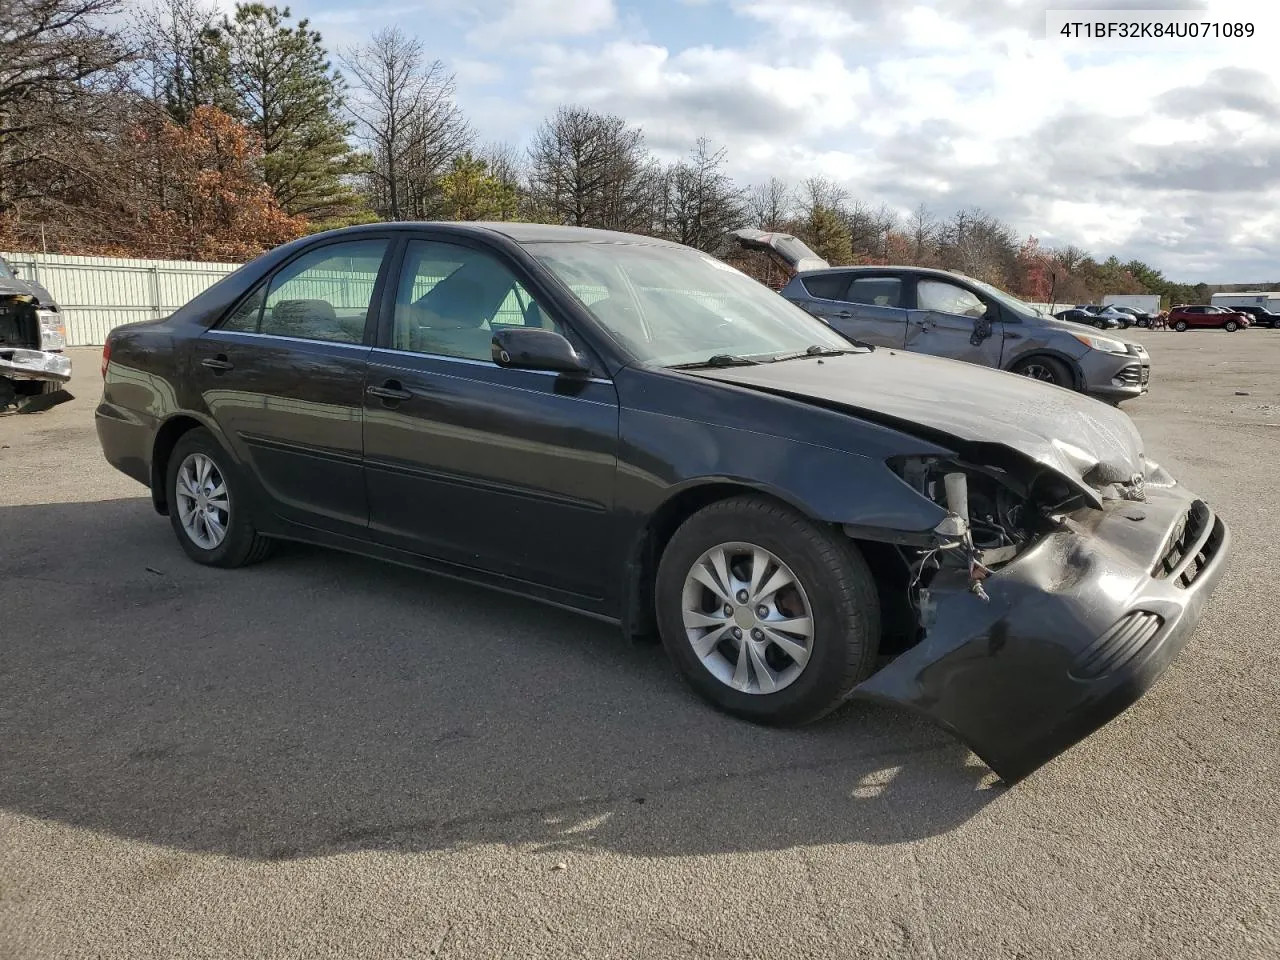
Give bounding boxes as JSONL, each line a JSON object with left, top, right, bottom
{"left": 370, "top": 0, "right": 1276, "bottom": 278}
{"left": 464, "top": 0, "right": 616, "bottom": 46}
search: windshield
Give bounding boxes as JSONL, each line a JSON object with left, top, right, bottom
{"left": 527, "top": 241, "right": 853, "bottom": 366}
{"left": 965, "top": 276, "right": 1044, "bottom": 319}
{"left": 0, "top": 258, "right": 14, "bottom": 280}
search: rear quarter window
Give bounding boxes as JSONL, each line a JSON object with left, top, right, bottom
{"left": 800, "top": 273, "right": 851, "bottom": 300}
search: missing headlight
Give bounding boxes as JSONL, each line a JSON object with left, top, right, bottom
{"left": 887, "top": 453, "right": 1070, "bottom": 616}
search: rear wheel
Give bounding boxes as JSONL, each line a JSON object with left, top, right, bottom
{"left": 1174, "top": 320, "right": 1189, "bottom": 332}
{"left": 655, "top": 495, "right": 880, "bottom": 726}
{"left": 1225, "top": 320, "right": 1239, "bottom": 332}
{"left": 1010, "top": 355, "right": 1073, "bottom": 389}
{"left": 165, "top": 427, "right": 272, "bottom": 568}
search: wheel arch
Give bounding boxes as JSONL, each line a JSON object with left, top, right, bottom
{"left": 1004, "top": 348, "right": 1084, "bottom": 392}
{"left": 620, "top": 480, "right": 822, "bottom": 640}
{"left": 149, "top": 412, "right": 225, "bottom": 515}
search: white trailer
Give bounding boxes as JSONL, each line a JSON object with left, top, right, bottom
{"left": 1211, "top": 291, "right": 1280, "bottom": 312}
{"left": 1103, "top": 294, "right": 1161, "bottom": 315}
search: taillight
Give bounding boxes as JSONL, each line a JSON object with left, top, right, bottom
{"left": 101, "top": 338, "right": 112, "bottom": 378}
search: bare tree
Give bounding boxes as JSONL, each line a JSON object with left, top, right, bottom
{"left": 1051, "top": 243, "right": 1089, "bottom": 272}
{"left": 526, "top": 104, "right": 658, "bottom": 232}
{"left": 129, "top": 0, "right": 228, "bottom": 123}
{"left": 340, "top": 27, "right": 473, "bottom": 220}
{"left": 940, "top": 206, "right": 1017, "bottom": 284}
{"left": 906, "top": 202, "right": 936, "bottom": 264}
{"left": 662, "top": 137, "right": 744, "bottom": 251}
{"left": 1, "top": 0, "right": 131, "bottom": 211}
{"left": 746, "top": 176, "right": 790, "bottom": 231}
{"left": 795, "top": 176, "right": 848, "bottom": 220}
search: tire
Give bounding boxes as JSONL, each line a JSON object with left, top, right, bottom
{"left": 1010, "top": 355, "right": 1073, "bottom": 389}
{"left": 1174, "top": 320, "right": 1188, "bottom": 332}
{"left": 1225, "top": 320, "right": 1239, "bottom": 332}
{"left": 654, "top": 495, "right": 880, "bottom": 727}
{"left": 165, "top": 427, "right": 273, "bottom": 568}
{"left": 1137, "top": 319, "right": 1149, "bottom": 328}
{"left": 1094, "top": 321, "right": 1107, "bottom": 329}
{"left": 1273, "top": 320, "right": 1280, "bottom": 330}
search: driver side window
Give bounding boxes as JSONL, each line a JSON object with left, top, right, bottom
{"left": 393, "top": 240, "right": 563, "bottom": 361}
{"left": 917, "top": 279, "right": 986, "bottom": 319}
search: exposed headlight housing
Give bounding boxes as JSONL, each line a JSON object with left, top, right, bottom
{"left": 1071, "top": 332, "right": 1129, "bottom": 354}
{"left": 37, "top": 308, "right": 66, "bottom": 351}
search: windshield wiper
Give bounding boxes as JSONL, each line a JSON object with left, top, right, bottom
{"left": 668, "top": 354, "right": 763, "bottom": 369}
{"left": 771, "top": 343, "right": 874, "bottom": 362}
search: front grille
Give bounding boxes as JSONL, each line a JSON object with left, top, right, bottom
{"left": 1115, "top": 363, "right": 1150, "bottom": 387}
{"left": 1071, "top": 611, "right": 1165, "bottom": 680}
{"left": 1152, "top": 500, "right": 1224, "bottom": 588}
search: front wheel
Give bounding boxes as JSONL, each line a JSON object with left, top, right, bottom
{"left": 1225, "top": 320, "right": 1239, "bottom": 332}
{"left": 1174, "top": 320, "right": 1189, "bottom": 332}
{"left": 654, "top": 496, "right": 880, "bottom": 726}
{"left": 1010, "top": 355, "right": 1073, "bottom": 389}
{"left": 166, "top": 427, "right": 273, "bottom": 568}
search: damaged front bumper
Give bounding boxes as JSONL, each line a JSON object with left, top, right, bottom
{"left": 852, "top": 484, "right": 1231, "bottom": 784}
{"left": 0, "top": 347, "right": 73, "bottom": 384}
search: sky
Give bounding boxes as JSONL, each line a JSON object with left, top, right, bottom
{"left": 235, "top": 0, "right": 1278, "bottom": 282}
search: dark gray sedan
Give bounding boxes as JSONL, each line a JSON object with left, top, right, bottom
{"left": 734, "top": 231, "right": 1151, "bottom": 403}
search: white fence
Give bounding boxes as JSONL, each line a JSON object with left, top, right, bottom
{"left": 1, "top": 251, "right": 243, "bottom": 347}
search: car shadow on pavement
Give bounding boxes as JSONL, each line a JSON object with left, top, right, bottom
{"left": 1, "top": 497, "right": 1002, "bottom": 863}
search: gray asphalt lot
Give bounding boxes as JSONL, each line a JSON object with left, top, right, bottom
{"left": 2, "top": 333, "right": 1278, "bottom": 959}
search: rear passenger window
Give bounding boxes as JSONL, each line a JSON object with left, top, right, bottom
{"left": 800, "top": 273, "right": 851, "bottom": 300}
{"left": 846, "top": 277, "right": 902, "bottom": 308}
{"left": 255, "top": 239, "right": 389, "bottom": 343}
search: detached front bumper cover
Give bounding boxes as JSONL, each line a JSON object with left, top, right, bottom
{"left": 852, "top": 484, "right": 1231, "bottom": 784}
{"left": 0, "top": 348, "right": 73, "bottom": 383}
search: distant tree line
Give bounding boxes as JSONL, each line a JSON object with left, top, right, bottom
{"left": 0, "top": 0, "right": 1235, "bottom": 305}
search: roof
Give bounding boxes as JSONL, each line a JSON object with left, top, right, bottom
{"left": 800, "top": 264, "right": 978, "bottom": 282}
{"left": 306, "top": 220, "right": 690, "bottom": 248}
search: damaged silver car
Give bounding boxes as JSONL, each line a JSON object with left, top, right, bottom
{"left": 733, "top": 229, "right": 1152, "bottom": 404}
{"left": 1, "top": 256, "right": 72, "bottom": 412}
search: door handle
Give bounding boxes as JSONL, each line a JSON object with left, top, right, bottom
{"left": 837, "top": 311, "right": 853, "bottom": 318}
{"left": 201, "top": 355, "right": 234, "bottom": 371}
{"left": 366, "top": 381, "right": 413, "bottom": 402}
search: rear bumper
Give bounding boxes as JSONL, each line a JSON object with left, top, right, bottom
{"left": 853, "top": 485, "right": 1230, "bottom": 783}
{"left": 95, "top": 401, "right": 155, "bottom": 489}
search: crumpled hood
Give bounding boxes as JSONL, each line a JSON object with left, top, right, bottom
{"left": 687, "top": 350, "right": 1148, "bottom": 508}
{"left": 0, "top": 277, "right": 57, "bottom": 308}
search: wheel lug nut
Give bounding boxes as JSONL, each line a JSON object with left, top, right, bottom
{"left": 751, "top": 628, "right": 762, "bottom": 640}
{"left": 756, "top": 605, "right": 768, "bottom": 618}
{"left": 723, "top": 605, "right": 733, "bottom": 617}
{"left": 735, "top": 590, "right": 749, "bottom": 603}
{"left": 732, "top": 627, "right": 743, "bottom": 639}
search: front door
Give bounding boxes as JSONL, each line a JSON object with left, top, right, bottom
{"left": 189, "top": 235, "right": 392, "bottom": 536}
{"left": 904, "top": 276, "right": 1004, "bottom": 367}
{"left": 362, "top": 236, "right": 620, "bottom": 604}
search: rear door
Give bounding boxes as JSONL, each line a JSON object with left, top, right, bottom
{"left": 796, "top": 272, "right": 910, "bottom": 348}
{"left": 903, "top": 274, "right": 1004, "bottom": 368}
{"left": 188, "top": 234, "right": 394, "bottom": 537}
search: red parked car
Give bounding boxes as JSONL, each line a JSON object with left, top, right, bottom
{"left": 1167, "top": 304, "right": 1252, "bottom": 332}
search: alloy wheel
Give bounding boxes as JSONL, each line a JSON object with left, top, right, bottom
{"left": 175, "top": 452, "right": 230, "bottom": 549}
{"left": 1018, "top": 363, "right": 1056, "bottom": 383}
{"left": 680, "top": 542, "right": 815, "bottom": 695}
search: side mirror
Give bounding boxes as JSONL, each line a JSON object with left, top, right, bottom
{"left": 970, "top": 311, "right": 994, "bottom": 346}
{"left": 491, "top": 326, "right": 590, "bottom": 374}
